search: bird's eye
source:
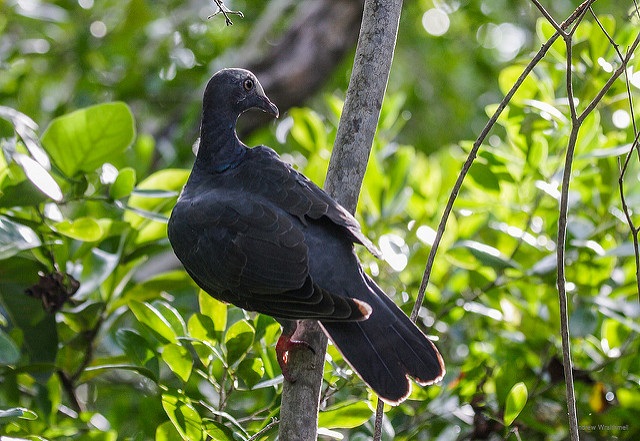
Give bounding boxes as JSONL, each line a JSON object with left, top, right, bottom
{"left": 243, "top": 78, "right": 254, "bottom": 91}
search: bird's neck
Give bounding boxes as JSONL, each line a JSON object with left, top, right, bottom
{"left": 196, "top": 112, "right": 246, "bottom": 172}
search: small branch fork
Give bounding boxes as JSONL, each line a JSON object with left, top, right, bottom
{"left": 208, "top": 0, "right": 244, "bottom": 26}
{"left": 407, "top": 1, "right": 640, "bottom": 440}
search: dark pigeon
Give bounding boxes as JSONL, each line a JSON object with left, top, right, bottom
{"left": 168, "top": 68, "right": 445, "bottom": 404}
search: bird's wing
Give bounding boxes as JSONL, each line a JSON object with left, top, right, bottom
{"left": 248, "top": 147, "right": 382, "bottom": 258}
{"left": 170, "top": 189, "right": 309, "bottom": 296}
{"left": 169, "top": 189, "right": 370, "bottom": 321}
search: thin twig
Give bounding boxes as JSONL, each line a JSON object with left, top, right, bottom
{"left": 208, "top": 0, "right": 244, "bottom": 26}
{"left": 409, "top": 0, "right": 593, "bottom": 322}
{"left": 248, "top": 418, "right": 279, "bottom": 441}
{"left": 556, "top": 12, "right": 640, "bottom": 441}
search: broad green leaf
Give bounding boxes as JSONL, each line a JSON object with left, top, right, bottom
{"left": 318, "top": 401, "right": 372, "bottom": 429}
{"left": 156, "top": 420, "right": 184, "bottom": 441}
{"left": 468, "top": 163, "right": 500, "bottom": 192}
{"left": 129, "top": 300, "right": 178, "bottom": 344}
{"left": 237, "top": 357, "right": 264, "bottom": 389}
{"left": 0, "top": 216, "right": 41, "bottom": 259}
{"left": 81, "top": 361, "right": 159, "bottom": 384}
{"left": 504, "top": 382, "right": 528, "bottom": 426}
{"left": 125, "top": 168, "right": 189, "bottom": 227}
{"left": 54, "top": 217, "right": 104, "bottom": 242}
{"left": 115, "top": 328, "right": 157, "bottom": 366}
{"left": 162, "top": 343, "right": 193, "bottom": 382}
{"left": 153, "top": 301, "right": 187, "bottom": 337}
{"left": 13, "top": 152, "right": 63, "bottom": 201}
{"left": 199, "top": 290, "right": 227, "bottom": 333}
{"left": 109, "top": 166, "right": 136, "bottom": 200}
{"left": 0, "top": 329, "right": 20, "bottom": 365}
{"left": 41, "top": 102, "right": 135, "bottom": 177}
{"left": 187, "top": 313, "right": 218, "bottom": 344}
{"left": 162, "top": 393, "right": 203, "bottom": 441}
{"left": 224, "top": 320, "right": 255, "bottom": 366}
{"left": 498, "top": 65, "right": 539, "bottom": 104}
{"left": 0, "top": 179, "right": 50, "bottom": 208}
{"left": 202, "top": 420, "right": 237, "bottom": 441}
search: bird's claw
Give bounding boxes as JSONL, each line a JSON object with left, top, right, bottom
{"left": 276, "top": 332, "right": 315, "bottom": 382}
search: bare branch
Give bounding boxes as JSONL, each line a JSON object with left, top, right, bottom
{"left": 208, "top": 0, "right": 244, "bottom": 26}
{"left": 278, "top": 0, "right": 404, "bottom": 439}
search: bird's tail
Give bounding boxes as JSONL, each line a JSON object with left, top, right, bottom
{"left": 320, "top": 276, "right": 445, "bottom": 404}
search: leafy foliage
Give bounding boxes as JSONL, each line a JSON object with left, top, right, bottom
{"left": 1, "top": 1, "right": 639, "bottom": 440}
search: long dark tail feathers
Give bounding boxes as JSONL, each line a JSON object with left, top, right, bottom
{"left": 319, "top": 281, "right": 445, "bottom": 405}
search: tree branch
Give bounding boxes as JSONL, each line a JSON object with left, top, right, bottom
{"left": 277, "top": 0, "right": 403, "bottom": 439}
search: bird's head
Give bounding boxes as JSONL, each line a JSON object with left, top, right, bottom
{"left": 203, "top": 68, "right": 279, "bottom": 120}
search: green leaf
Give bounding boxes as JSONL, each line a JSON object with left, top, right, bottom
{"left": 109, "top": 166, "right": 136, "bottom": 200}
{"left": 115, "top": 328, "right": 157, "bottom": 366}
{"left": 41, "top": 102, "right": 135, "bottom": 177}
{"left": 504, "top": 382, "right": 528, "bottom": 426}
{"left": 187, "top": 313, "right": 218, "bottom": 344}
{"left": 125, "top": 168, "right": 189, "bottom": 228}
{"left": 0, "top": 216, "right": 41, "bottom": 259}
{"left": 202, "top": 420, "right": 237, "bottom": 441}
{"left": 198, "top": 290, "right": 227, "bottom": 333}
{"left": 469, "top": 163, "right": 500, "bottom": 192}
{"left": 0, "top": 407, "right": 38, "bottom": 421}
{"left": 0, "top": 179, "right": 50, "bottom": 208}
{"left": 129, "top": 300, "right": 178, "bottom": 344}
{"left": 156, "top": 420, "right": 184, "bottom": 441}
{"left": 162, "top": 343, "right": 193, "bottom": 382}
{"left": 0, "top": 329, "right": 20, "bottom": 365}
{"left": 289, "top": 107, "right": 327, "bottom": 152}
{"left": 54, "top": 217, "right": 104, "bottom": 242}
{"left": 237, "top": 357, "right": 264, "bottom": 389}
{"left": 162, "top": 393, "right": 203, "bottom": 441}
{"left": 224, "top": 320, "right": 255, "bottom": 366}
{"left": 318, "top": 401, "right": 372, "bottom": 429}
{"left": 81, "top": 361, "right": 159, "bottom": 383}
{"left": 13, "top": 152, "right": 63, "bottom": 201}
{"left": 152, "top": 301, "right": 187, "bottom": 337}
{"left": 451, "top": 240, "right": 519, "bottom": 270}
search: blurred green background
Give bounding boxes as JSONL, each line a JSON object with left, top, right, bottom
{"left": 1, "top": 1, "right": 640, "bottom": 440}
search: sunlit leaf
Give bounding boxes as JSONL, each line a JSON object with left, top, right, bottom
{"left": 41, "top": 102, "right": 135, "bottom": 177}
{"left": 110, "top": 166, "right": 136, "bottom": 200}
{"left": 318, "top": 401, "right": 372, "bottom": 429}
{"left": 0, "top": 216, "right": 41, "bottom": 259}
{"left": 224, "top": 320, "right": 255, "bottom": 366}
{"left": 187, "top": 313, "right": 218, "bottom": 344}
{"left": 129, "top": 300, "right": 178, "bottom": 344}
{"left": 156, "top": 420, "right": 184, "bottom": 441}
{"left": 0, "top": 407, "right": 38, "bottom": 421}
{"left": 162, "top": 393, "right": 203, "bottom": 441}
{"left": 54, "top": 217, "right": 104, "bottom": 242}
{"left": 162, "top": 343, "right": 193, "bottom": 382}
{"left": 13, "top": 153, "right": 63, "bottom": 201}
{"left": 237, "top": 357, "right": 264, "bottom": 389}
{"left": 504, "top": 382, "right": 528, "bottom": 426}
{"left": 153, "top": 301, "right": 187, "bottom": 337}
{"left": 199, "top": 290, "right": 227, "bottom": 333}
{"left": 202, "top": 420, "right": 237, "bottom": 441}
{"left": 588, "top": 382, "right": 607, "bottom": 413}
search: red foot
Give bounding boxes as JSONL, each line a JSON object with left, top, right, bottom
{"left": 276, "top": 332, "right": 314, "bottom": 382}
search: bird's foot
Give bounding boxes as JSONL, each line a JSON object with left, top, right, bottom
{"left": 276, "top": 332, "right": 314, "bottom": 383}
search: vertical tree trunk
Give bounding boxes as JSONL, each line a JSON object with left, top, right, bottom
{"left": 278, "top": 0, "right": 403, "bottom": 439}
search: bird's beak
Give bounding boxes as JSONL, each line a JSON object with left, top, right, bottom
{"left": 257, "top": 95, "right": 279, "bottom": 118}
